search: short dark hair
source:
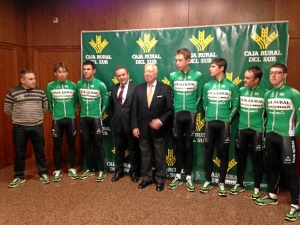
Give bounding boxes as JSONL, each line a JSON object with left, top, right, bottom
{"left": 53, "top": 62, "right": 68, "bottom": 72}
{"left": 247, "top": 66, "right": 263, "bottom": 81}
{"left": 115, "top": 66, "right": 129, "bottom": 75}
{"left": 271, "top": 63, "right": 287, "bottom": 73}
{"left": 176, "top": 48, "right": 191, "bottom": 60}
{"left": 83, "top": 60, "right": 96, "bottom": 70}
{"left": 19, "top": 69, "right": 34, "bottom": 78}
{"left": 211, "top": 58, "right": 227, "bottom": 73}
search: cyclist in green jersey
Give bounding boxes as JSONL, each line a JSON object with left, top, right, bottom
{"left": 255, "top": 63, "right": 300, "bottom": 222}
{"left": 168, "top": 48, "right": 202, "bottom": 192}
{"left": 77, "top": 60, "right": 109, "bottom": 182}
{"left": 229, "top": 66, "right": 267, "bottom": 198}
{"left": 200, "top": 58, "right": 239, "bottom": 196}
{"left": 46, "top": 63, "right": 78, "bottom": 181}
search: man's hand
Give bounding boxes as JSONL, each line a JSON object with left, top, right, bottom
{"left": 149, "top": 118, "right": 162, "bottom": 130}
{"left": 133, "top": 128, "right": 140, "bottom": 138}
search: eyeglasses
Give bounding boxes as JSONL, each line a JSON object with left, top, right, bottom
{"left": 269, "top": 71, "right": 283, "bottom": 76}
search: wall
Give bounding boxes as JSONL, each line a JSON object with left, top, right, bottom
{"left": 1, "top": 0, "right": 300, "bottom": 169}
{"left": 0, "top": 0, "right": 29, "bottom": 168}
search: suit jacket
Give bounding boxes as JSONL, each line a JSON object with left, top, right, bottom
{"left": 131, "top": 81, "right": 173, "bottom": 138}
{"left": 110, "top": 81, "right": 137, "bottom": 135}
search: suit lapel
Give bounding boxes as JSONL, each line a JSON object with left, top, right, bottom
{"left": 123, "top": 82, "right": 133, "bottom": 104}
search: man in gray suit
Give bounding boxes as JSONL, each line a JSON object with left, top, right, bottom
{"left": 109, "top": 66, "right": 140, "bottom": 182}
{"left": 131, "top": 63, "right": 173, "bottom": 191}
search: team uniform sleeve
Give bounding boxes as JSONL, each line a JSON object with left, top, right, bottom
{"left": 46, "top": 84, "right": 53, "bottom": 115}
{"left": 100, "top": 82, "right": 109, "bottom": 116}
{"left": 229, "top": 84, "right": 239, "bottom": 121}
{"left": 196, "top": 73, "right": 203, "bottom": 107}
{"left": 292, "top": 89, "right": 300, "bottom": 137}
{"left": 202, "top": 83, "right": 208, "bottom": 112}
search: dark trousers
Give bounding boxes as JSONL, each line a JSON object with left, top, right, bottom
{"left": 236, "top": 129, "right": 264, "bottom": 188}
{"left": 204, "top": 120, "right": 230, "bottom": 183}
{"left": 173, "top": 111, "right": 196, "bottom": 176}
{"left": 114, "top": 131, "right": 140, "bottom": 174}
{"left": 80, "top": 117, "right": 104, "bottom": 172}
{"left": 13, "top": 123, "right": 47, "bottom": 178}
{"left": 265, "top": 132, "right": 299, "bottom": 205}
{"left": 52, "top": 118, "right": 76, "bottom": 170}
{"left": 139, "top": 133, "right": 166, "bottom": 184}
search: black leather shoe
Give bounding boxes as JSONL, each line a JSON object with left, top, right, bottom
{"left": 156, "top": 183, "right": 164, "bottom": 192}
{"left": 111, "top": 172, "right": 124, "bottom": 182}
{"left": 138, "top": 180, "right": 152, "bottom": 189}
{"left": 130, "top": 173, "right": 139, "bottom": 183}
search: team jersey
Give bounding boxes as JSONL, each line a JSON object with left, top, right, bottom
{"left": 265, "top": 84, "right": 300, "bottom": 137}
{"left": 46, "top": 80, "right": 78, "bottom": 120}
{"left": 203, "top": 77, "right": 239, "bottom": 122}
{"left": 239, "top": 85, "right": 268, "bottom": 132}
{"left": 77, "top": 78, "right": 109, "bottom": 118}
{"left": 170, "top": 69, "right": 202, "bottom": 113}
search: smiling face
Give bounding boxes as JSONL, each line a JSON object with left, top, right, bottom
{"left": 115, "top": 68, "right": 129, "bottom": 85}
{"left": 144, "top": 64, "right": 157, "bottom": 85}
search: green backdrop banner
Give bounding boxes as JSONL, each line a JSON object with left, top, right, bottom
{"left": 81, "top": 21, "right": 288, "bottom": 189}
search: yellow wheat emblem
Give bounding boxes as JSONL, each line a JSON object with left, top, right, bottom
{"left": 226, "top": 72, "right": 233, "bottom": 81}
{"left": 166, "top": 149, "right": 176, "bottom": 166}
{"left": 227, "top": 158, "right": 237, "bottom": 172}
{"left": 89, "top": 35, "right": 109, "bottom": 54}
{"left": 111, "top": 147, "right": 129, "bottom": 158}
{"left": 136, "top": 33, "right": 158, "bottom": 53}
{"left": 213, "top": 156, "right": 238, "bottom": 172}
{"left": 233, "top": 76, "right": 243, "bottom": 85}
{"left": 213, "top": 156, "right": 221, "bottom": 167}
{"left": 195, "top": 113, "right": 205, "bottom": 132}
{"left": 189, "top": 31, "right": 214, "bottom": 51}
{"left": 111, "top": 147, "right": 116, "bottom": 154}
{"left": 102, "top": 112, "right": 108, "bottom": 121}
{"left": 226, "top": 72, "right": 242, "bottom": 85}
{"left": 112, "top": 76, "right": 119, "bottom": 84}
{"left": 251, "top": 27, "right": 278, "bottom": 49}
{"left": 162, "top": 76, "right": 170, "bottom": 86}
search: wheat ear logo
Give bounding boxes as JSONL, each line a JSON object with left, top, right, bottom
{"left": 189, "top": 31, "right": 214, "bottom": 51}
{"left": 111, "top": 147, "right": 129, "bottom": 157}
{"left": 166, "top": 149, "right": 176, "bottom": 166}
{"left": 212, "top": 157, "right": 237, "bottom": 172}
{"left": 195, "top": 113, "right": 205, "bottom": 132}
{"left": 226, "top": 72, "right": 242, "bottom": 86}
{"left": 102, "top": 112, "right": 108, "bottom": 121}
{"left": 89, "top": 35, "right": 109, "bottom": 53}
{"left": 161, "top": 77, "right": 170, "bottom": 86}
{"left": 251, "top": 27, "right": 278, "bottom": 49}
{"left": 136, "top": 33, "right": 158, "bottom": 53}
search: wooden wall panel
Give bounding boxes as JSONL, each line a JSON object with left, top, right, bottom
{"left": 32, "top": 48, "right": 81, "bottom": 161}
{"left": 275, "top": 0, "right": 300, "bottom": 38}
{"left": 189, "top": 0, "right": 275, "bottom": 26}
{"left": 0, "top": 45, "right": 31, "bottom": 168}
{"left": 116, "top": 0, "right": 189, "bottom": 29}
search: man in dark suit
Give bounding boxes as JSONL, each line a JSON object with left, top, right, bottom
{"left": 132, "top": 63, "right": 173, "bottom": 192}
{"left": 110, "top": 66, "right": 140, "bottom": 182}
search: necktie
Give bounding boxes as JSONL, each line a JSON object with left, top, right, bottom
{"left": 147, "top": 85, "right": 153, "bottom": 108}
{"left": 118, "top": 85, "right": 125, "bottom": 105}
